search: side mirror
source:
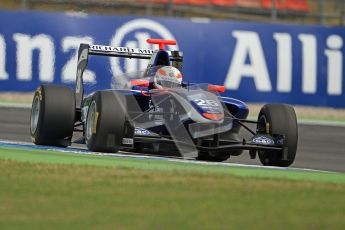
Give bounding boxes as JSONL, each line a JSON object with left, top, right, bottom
{"left": 207, "top": 84, "right": 225, "bottom": 93}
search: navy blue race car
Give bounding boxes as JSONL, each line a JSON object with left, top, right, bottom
{"left": 30, "top": 39, "right": 298, "bottom": 167}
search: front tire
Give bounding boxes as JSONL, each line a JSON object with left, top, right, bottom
{"left": 30, "top": 84, "right": 75, "bottom": 147}
{"left": 85, "top": 91, "right": 127, "bottom": 152}
{"left": 257, "top": 104, "right": 298, "bottom": 167}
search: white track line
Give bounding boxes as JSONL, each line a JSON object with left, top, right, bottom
{"left": 0, "top": 139, "right": 334, "bottom": 173}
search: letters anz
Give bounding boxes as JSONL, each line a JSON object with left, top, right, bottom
{"left": 0, "top": 33, "right": 96, "bottom": 83}
{"left": 225, "top": 30, "right": 344, "bottom": 96}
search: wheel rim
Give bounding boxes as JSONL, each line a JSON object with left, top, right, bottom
{"left": 30, "top": 95, "right": 40, "bottom": 134}
{"left": 257, "top": 115, "right": 267, "bottom": 133}
{"left": 85, "top": 101, "right": 96, "bottom": 142}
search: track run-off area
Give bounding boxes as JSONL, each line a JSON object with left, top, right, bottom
{"left": 0, "top": 105, "right": 344, "bottom": 172}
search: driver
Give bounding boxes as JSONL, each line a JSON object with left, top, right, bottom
{"left": 152, "top": 66, "right": 182, "bottom": 89}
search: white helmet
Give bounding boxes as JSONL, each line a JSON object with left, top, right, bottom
{"left": 154, "top": 66, "right": 182, "bottom": 89}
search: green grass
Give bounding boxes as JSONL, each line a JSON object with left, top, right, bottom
{"left": 0, "top": 146, "right": 345, "bottom": 184}
{"left": 0, "top": 101, "right": 30, "bottom": 106}
{"left": 0, "top": 146, "right": 344, "bottom": 229}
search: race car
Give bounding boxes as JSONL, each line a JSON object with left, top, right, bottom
{"left": 30, "top": 38, "right": 298, "bottom": 167}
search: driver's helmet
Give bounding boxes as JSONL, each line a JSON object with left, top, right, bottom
{"left": 153, "top": 66, "right": 182, "bottom": 89}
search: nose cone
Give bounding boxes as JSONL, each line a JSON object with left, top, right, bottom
{"left": 189, "top": 93, "right": 225, "bottom": 122}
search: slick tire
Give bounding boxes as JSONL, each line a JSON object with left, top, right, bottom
{"left": 30, "top": 84, "right": 76, "bottom": 147}
{"left": 257, "top": 104, "right": 298, "bottom": 167}
{"left": 85, "top": 91, "right": 127, "bottom": 153}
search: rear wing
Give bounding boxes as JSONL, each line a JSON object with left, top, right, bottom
{"left": 89, "top": 45, "right": 183, "bottom": 61}
{"left": 75, "top": 43, "right": 183, "bottom": 109}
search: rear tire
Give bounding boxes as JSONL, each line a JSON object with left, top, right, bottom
{"left": 30, "top": 84, "right": 75, "bottom": 147}
{"left": 257, "top": 104, "right": 298, "bottom": 167}
{"left": 85, "top": 91, "right": 127, "bottom": 152}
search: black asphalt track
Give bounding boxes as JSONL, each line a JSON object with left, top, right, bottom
{"left": 0, "top": 106, "right": 344, "bottom": 172}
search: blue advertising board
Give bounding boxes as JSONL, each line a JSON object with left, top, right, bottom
{"left": 0, "top": 10, "right": 344, "bottom": 107}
